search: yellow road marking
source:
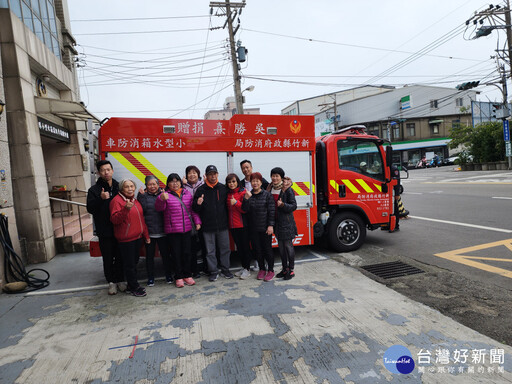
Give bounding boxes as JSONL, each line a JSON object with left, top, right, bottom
{"left": 435, "top": 239, "right": 512, "bottom": 279}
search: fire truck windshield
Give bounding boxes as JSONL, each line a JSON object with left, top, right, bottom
{"left": 337, "top": 139, "right": 384, "bottom": 180}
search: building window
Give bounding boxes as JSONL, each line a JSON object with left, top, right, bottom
{"left": 456, "top": 98, "right": 463, "bottom": 107}
{"left": 452, "top": 119, "right": 460, "bottom": 129}
{"left": 3, "top": 0, "right": 61, "bottom": 59}
{"left": 393, "top": 125, "right": 400, "bottom": 140}
{"left": 406, "top": 123, "right": 415, "bottom": 137}
{"left": 431, "top": 124, "right": 440, "bottom": 134}
{"left": 430, "top": 100, "right": 438, "bottom": 109}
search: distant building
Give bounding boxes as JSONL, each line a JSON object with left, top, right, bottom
{"left": 313, "top": 85, "right": 478, "bottom": 167}
{"left": 204, "top": 97, "right": 260, "bottom": 120}
{"left": 281, "top": 86, "right": 394, "bottom": 116}
{"left": 0, "top": 1, "right": 97, "bottom": 268}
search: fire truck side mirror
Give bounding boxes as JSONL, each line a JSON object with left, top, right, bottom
{"left": 386, "top": 146, "right": 393, "bottom": 168}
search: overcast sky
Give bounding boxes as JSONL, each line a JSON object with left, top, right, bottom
{"left": 68, "top": 0, "right": 505, "bottom": 121}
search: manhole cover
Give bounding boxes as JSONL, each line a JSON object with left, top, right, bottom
{"left": 361, "top": 261, "right": 424, "bottom": 279}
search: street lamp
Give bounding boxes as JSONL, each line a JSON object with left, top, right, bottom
{"left": 241, "top": 85, "right": 255, "bottom": 113}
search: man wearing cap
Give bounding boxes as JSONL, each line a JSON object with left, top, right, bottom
{"left": 192, "top": 165, "right": 233, "bottom": 281}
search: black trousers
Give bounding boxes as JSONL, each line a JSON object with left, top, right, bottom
{"left": 118, "top": 238, "right": 142, "bottom": 291}
{"left": 98, "top": 236, "right": 124, "bottom": 283}
{"left": 250, "top": 231, "right": 274, "bottom": 272}
{"left": 277, "top": 238, "right": 295, "bottom": 270}
{"left": 168, "top": 232, "right": 192, "bottom": 280}
{"left": 190, "top": 230, "right": 207, "bottom": 274}
{"left": 145, "top": 236, "right": 173, "bottom": 280}
{"left": 231, "top": 227, "right": 251, "bottom": 270}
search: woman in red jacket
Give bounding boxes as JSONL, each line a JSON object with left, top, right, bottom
{"left": 226, "top": 173, "right": 251, "bottom": 279}
{"left": 110, "top": 178, "right": 150, "bottom": 297}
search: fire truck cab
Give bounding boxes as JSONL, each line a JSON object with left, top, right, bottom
{"left": 314, "top": 125, "right": 397, "bottom": 252}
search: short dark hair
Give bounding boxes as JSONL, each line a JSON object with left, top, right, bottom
{"left": 270, "top": 167, "right": 285, "bottom": 179}
{"left": 240, "top": 159, "right": 252, "bottom": 168}
{"left": 96, "top": 160, "right": 113, "bottom": 172}
{"left": 185, "top": 165, "right": 201, "bottom": 178}
{"left": 166, "top": 173, "right": 183, "bottom": 188}
{"left": 225, "top": 173, "right": 241, "bottom": 188}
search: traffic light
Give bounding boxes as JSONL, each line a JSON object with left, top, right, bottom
{"left": 455, "top": 81, "right": 480, "bottom": 91}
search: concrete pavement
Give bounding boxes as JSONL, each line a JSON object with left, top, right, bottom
{"left": 1, "top": 250, "right": 511, "bottom": 383}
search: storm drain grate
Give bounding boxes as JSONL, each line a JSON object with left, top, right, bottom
{"left": 361, "top": 261, "right": 424, "bottom": 280}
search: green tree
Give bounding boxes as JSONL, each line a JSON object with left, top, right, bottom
{"left": 449, "top": 121, "right": 505, "bottom": 163}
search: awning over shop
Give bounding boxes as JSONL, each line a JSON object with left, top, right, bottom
{"left": 428, "top": 119, "right": 444, "bottom": 124}
{"left": 35, "top": 97, "right": 100, "bottom": 123}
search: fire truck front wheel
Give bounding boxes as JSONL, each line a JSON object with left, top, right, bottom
{"left": 328, "top": 212, "right": 366, "bottom": 252}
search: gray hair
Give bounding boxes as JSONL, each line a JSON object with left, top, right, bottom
{"left": 145, "top": 175, "right": 158, "bottom": 185}
{"left": 119, "top": 178, "right": 137, "bottom": 191}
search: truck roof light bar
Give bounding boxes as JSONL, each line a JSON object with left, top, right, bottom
{"left": 332, "top": 125, "right": 367, "bottom": 135}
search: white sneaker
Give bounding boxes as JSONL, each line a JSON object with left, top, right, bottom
{"left": 117, "top": 282, "right": 128, "bottom": 292}
{"left": 234, "top": 268, "right": 245, "bottom": 277}
{"left": 108, "top": 282, "right": 117, "bottom": 295}
{"left": 240, "top": 269, "right": 251, "bottom": 280}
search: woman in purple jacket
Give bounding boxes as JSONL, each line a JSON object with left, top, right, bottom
{"left": 155, "top": 173, "right": 201, "bottom": 288}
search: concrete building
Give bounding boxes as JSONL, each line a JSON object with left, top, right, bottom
{"left": 314, "top": 85, "right": 477, "bottom": 167}
{"left": 281, "top": 86, "right": 394, "bottom": 116}
{"left": 204, "top": 97, "right": 260, "bottom": 120}
{"left": 0, "top": 0, "right": 97, "bottom": 277}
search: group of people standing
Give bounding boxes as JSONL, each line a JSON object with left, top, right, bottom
{"left": 86, "top": 159, "right": 298, "bottom": 297}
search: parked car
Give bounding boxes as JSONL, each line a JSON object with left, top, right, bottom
{"left": 443, "top": 153, "right": 473, "bottom": 165}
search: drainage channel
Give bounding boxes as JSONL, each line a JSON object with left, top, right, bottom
{"left": 361, "top": 261, "right": 424, "bottom": 280}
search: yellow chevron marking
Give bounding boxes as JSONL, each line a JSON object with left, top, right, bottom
{"left": 304, "top": 182, "right": 315, "bottom": 194}
{"left": 373, "top": 183, "right": 382, "bottom": 192}
{"left": 330, "top": 180, "right": 339, "bottom": 192}
{"left": 342, "top": 179, "right": 360, "bottom": 194}
{"left": 356, "top": 179, "right": 374, "bottom": 193}
{"left": 291, "top": 183, "right": 307, "bottom": 196}
{"left": 131, "top": 152, "right": 167, "bottom": 185}
{"left": 110, "top": 152, "right": 146, "bottom": 184}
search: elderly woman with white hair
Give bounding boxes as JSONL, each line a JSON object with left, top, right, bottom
{"left": 110, "top": 178, "right": 150, "bottom": 297}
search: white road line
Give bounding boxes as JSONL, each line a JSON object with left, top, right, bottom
{"left": 442, "top": 172, "right": 512, "bottom": 183}
{"left": 26, "top": 284, "right": 107, "bottom": 296}
{"left": 404, "top": 192, "right": 423, "bottom": 195}
{"left": 492, "top": 197, "right": 512, "bottom": 200}
{"left": 408, "top": 215, "right": 512, "bottom": 233}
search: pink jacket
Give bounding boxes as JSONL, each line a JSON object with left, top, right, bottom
{"left": 155, "top": 189, "right": 201, "bottom": 234}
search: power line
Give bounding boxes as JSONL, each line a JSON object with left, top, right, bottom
{"left": 74, "top": 28, "right": 210, "bottom": 36}
{"left": 71, "top": 15, "right": 210, "bottom": 22}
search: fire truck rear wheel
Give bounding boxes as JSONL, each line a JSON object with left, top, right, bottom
{"left": 328, "top": 212, "right": 366, "bottom": 252}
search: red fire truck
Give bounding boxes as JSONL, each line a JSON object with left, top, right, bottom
{"left": 90, "top": 114, "right": 397, "bottom": 256}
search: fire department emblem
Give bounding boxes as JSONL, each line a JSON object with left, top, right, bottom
{"left": 290, "top": 120, "right": 301, "bottom": 134}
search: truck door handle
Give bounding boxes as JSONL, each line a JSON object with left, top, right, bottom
{"left": 339, "top": 184, "right": 346, "bottom": 198}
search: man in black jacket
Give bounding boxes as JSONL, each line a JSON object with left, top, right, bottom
{"left": 240, "top": 159, "right": 269, "bottom": 191}
{"left": 192, "top": 165, "right": 233, "bottom": 281}
{"left": 86, "top": 160, "right": 124, "bottom": 295}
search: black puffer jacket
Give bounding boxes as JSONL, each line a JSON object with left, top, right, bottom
{"left": 86, "top": 178, "right": 119, "bottom": 237}
{"left": 241, "top": 189, "right": 275, "bottom": 232}
{"left": 192, "top": 182, "right": 228, "bottom": 232}
{"left": 137, "top": 188, "right": 165, "bottom": 236}
{"left": 273, "top": 183, "right": 298, "bottom": 240}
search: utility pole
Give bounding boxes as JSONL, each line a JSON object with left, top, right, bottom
{"left": 210, "top": 1, "right": 246, "bottom": 114}
{"left": 319, "top": 94, "right": 339, "bottom": 132}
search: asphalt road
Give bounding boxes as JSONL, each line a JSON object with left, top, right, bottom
{"left": 323, "top": 166, "right": 512, "bottom": 345}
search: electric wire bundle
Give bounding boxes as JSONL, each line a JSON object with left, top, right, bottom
{"left": 0, "top": 213, "right": 50, "bottom": 293}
